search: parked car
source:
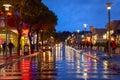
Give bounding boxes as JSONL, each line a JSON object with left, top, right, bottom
{"left": 42, "top": 44, "right": 52, "bottom": 52}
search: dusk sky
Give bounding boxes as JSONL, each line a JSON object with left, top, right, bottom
{"left": 42, "top": 0, "right": 120, "bottom": 32}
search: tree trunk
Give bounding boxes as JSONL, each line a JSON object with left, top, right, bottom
{"left": 28, "top": 26, "right": 33, "bottom": 54}
{"left": 36, "top": 30, "right": 39, "bottom": 51}
{"left": 40, "top": 31, "right": 43, "bottom": 48}
{"left": 17, "top": 33, "right": 21, "bottom": 56}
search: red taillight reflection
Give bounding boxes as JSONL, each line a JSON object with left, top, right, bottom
{"left": 21, "top": 59, "right": 31, "bottom": 80}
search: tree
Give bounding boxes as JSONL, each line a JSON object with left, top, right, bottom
{"left": 0, "top": 0, "right": 26, "bottom": 56}
{"left": 23, "top": 1, "right": 57, "bottom": 52}
{"left": 0, "top": 0, "right": 42, "bottom": 55}
{"left": 0, "top": 0, "right": 57, "bottom": 54}
{"left": 36, "top": 11, "right": 57, "bottom": 51}
{"left": 28, "top": 3, "right": 57, "bottom": 51}
{"left": 22, "top": 0, "right": 43, "bottom": 53}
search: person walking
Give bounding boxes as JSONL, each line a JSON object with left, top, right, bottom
{"left": 2, "top": 41, "right": 7, "bottom": 55}
{"left": 24, "top": 43, "right": 29, "bottom": 55}
{"left": 111, "top": 41, "right": 117, "bottom": 55}
{"left": 105, "top": 41, "right": 109, "bottom": 52}
{"left": 8, "top": 41, "right": 14, "bottom": 56}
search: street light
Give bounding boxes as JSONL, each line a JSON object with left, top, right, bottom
{"left": 3, "top": 4, "right": 11, "bottom": 11}
{"left": 83, "top": 24, "right": 87, "bottom": 50}
{"left": 77, "top": 29, "right": 80, "bottom": 33}
{"left": 77, "top": 30, "right": 80, "bottom": 48}
{"left": 105, "top": 3, "right": 112, "bottom": 58}
{"left": 3, "top": 4, "right": 11, "bottom": 55}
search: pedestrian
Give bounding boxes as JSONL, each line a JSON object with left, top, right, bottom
{"left": 31, "top": 44, "right": 35, "bottom": 54}
{"left": 105, "top": 41, "right": 108, "bottom": 52}
{"left": 90, "top": 42, "right": 93, "bottom": 49}
{"left": 111, "top": 41, "right": 117, "bottom": 54}
{"left": 2, "top": 41, "right": 7, "bottom": 55}
{"left": 8, "top": 41, "right": 14, "bottom": 56}
{"left": 86, "top": 42, "right": 89, "bottom": 48}
{"left": 24, "top": 43, "right": 29, "bottom": 55}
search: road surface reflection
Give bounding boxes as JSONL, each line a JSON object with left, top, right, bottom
{"left": 0, "top": 44, "right": 120, "bottom": 80}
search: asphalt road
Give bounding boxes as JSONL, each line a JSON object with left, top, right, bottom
{"left": 0, "top": 44, "right": 120, "bottom": 80}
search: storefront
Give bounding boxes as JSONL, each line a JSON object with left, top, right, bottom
{"left": 0, "top": 29, "right": 18, "bottom": 46}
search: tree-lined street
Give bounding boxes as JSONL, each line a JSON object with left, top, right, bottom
{"left": 1, "top": 0, "right": 120, "bottom": 80}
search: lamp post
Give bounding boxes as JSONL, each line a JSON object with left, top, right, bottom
{"left": 3, "top": 4, "right": 11, "bottom": 55}
{"left": 105, "top": 3, "right": 112, "bottom": 58}
{"left": 40, "top": 30, "right": 44, "bottom": 49}
{"left": 83, "top": 24, "right": 87, "bottom": 50}
{"left": 77, "top": 30, "right": 80, "bottom": 48}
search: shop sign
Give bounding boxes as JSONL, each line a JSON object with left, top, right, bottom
{"left": 0, "top": 17, "right": 5, "bottom": 28}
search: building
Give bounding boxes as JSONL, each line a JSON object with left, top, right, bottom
{"left": 90, "top": 26, "right": 106, "bottom": 44}
{"left": 109, "top": 20, "right": 120, "bottom": 44}
{"left": 90, "top": 20, "right": 120, "bottom": 45}
{"left": 0, "top": 14, "right": 18, "bottom": 46}
{"left": 0, "top": 11, "right": 29, "bottom": 48}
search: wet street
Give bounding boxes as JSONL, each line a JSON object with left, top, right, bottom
{"left": 0, "top": 44, "right": 120, "bottom": 80}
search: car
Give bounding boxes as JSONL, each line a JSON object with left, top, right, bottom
{"left": 42, "top": 44, "right": 52, "bottom": 52}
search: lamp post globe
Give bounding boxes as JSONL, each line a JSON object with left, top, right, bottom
{"left": 3, "top": 4, "right": 11, "bottom": 11}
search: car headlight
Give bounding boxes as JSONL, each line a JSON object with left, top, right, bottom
{"left": 43, "top": 47, "right": 45, "bottom": 49}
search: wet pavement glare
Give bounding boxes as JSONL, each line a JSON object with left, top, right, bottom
{"left": 0, "top": 44, "right": 120, "bottom": 80}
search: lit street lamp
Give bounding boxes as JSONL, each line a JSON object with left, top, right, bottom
{"left": 77, "top": 30, "right": 80, "bottom": 48}
{"left": 3, "top": 4, "right": 11, "bottom": 11}
{"left": 105, "top": 3, "right": 113, "bottom": 58}
{"left": 3, "top": 4, "right": 11, "bottom": 55}
{"left": 77, "top": 29, "right": 80, "bottom": 33}
{"left": 83, "top": 24, "right": 87, "bottom": 50}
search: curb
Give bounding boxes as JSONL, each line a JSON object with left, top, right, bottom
{"left": 83, "top": 51, "right": 120, "bottom": 73}
{"left": 0, "top": 52, "right": 40, "bottom": 69}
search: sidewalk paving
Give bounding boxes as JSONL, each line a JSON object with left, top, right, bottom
{"left": 71, "top": 47, "right": 120, "bottom": 72}
{"left": 64, "top": 46, "right": 120, "bottom": 73}
{"left": 86, "top": 50, "right": 120, "bottom": 73}
{"left": 0, "top": 51, "right": 40, "bottom": 69}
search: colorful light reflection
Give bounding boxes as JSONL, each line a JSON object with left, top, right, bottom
{"left": 21, "top": 59, "right": 31, "bottom": 80}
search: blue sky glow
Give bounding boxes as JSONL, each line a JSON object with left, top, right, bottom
{"left": 42, "top": 0, "right": 120, "bottom": 32}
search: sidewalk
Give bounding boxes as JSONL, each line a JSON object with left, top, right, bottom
{"left": 99, "top": 52, "right": 120, "bottom": 72}
{"left": 0, "top": 51, "right": 40, "bottom": 69}
{"left": 67, "top": 46, "right": 120, "bottom": 73}
{"left": 86, "top": 50, "right": 120, "bottom": 73}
